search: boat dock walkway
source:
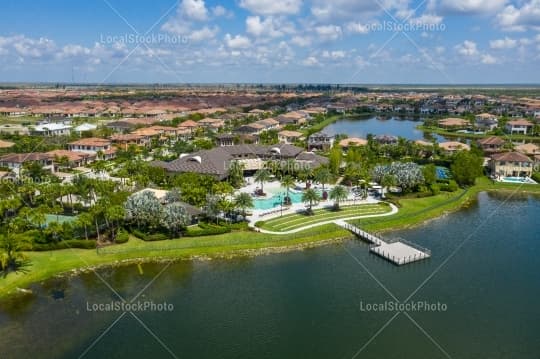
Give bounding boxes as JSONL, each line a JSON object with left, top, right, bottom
{"left": 335, "top": 220, "right": 431, "bottom": 266}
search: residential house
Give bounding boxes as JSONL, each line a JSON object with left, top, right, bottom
{"left": 515, "top": 143, "right": 540, "bottom": 156}
{"left": 177, "top": 120, "right": 199, "bottom": 134}
{"left": 30, "top": 123, "right": 72, "bottom": 136}
{"left": 278, "top": 130, "right": 303, "bottom": 144}
{"left": 439, "top": 141, "right": 471, "bottom": 154}
{"left": 110, "top": 134, "right": 149, "bottom": 149}
{"left": 490, "top": 152, "right": 533, "bottom": 177}
{"left": 438, "top": 118, "right": 470, "bottom": 129}
{"left": 47, "top": 149, "right": 95, "bottom": 169}
{"left": 505, "top": 119, "right": 534, "bottom": 135}
{"left": 477, "top": 137, "right": 505, "bottom": 154}
{"left": 475, "top": 113, "right": 498, "bottom": 131}
{"left": 68, "top": 137, "right": 116, "bottom": 160}
{"left": 308, "top": 131, "right": 335, "bottom": 151}
{"left": 339, "top": 138, "right": 368, "bottom": 150}
{"left": 198, "top": 118, "right": 225, "bottom": 132}
{"left": 277, "top": 112, "right": 308, "bottom": 126}
{"left": 216, "top": 134, "right": 235, "bottom": 147}
{"left": 0, "top": 153, "right": 53, "bottom": 176}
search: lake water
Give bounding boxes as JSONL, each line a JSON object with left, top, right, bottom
{"left": 1, "top": 192, "right": 539, "bottom": 359}
{"left": 324, "top": 116, "right": 447, "bottom": 142}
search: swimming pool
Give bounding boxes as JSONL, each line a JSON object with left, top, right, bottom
{"left": 500, "top": 177, "right": 537, "bottom": 184}
{"left": 253, "top": 191, "right": 305, "bottom": 210}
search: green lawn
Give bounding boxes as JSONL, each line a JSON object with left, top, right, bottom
{"left": 0, "top": 224, "right": 351, "bottom": 298}
{"left": 353, "top": 177, "right": 540, "bottom": 233}
{"left": 417, "top": 125, "right": 540, "bottom": 141}
{"left": 259, "top": 203, "right": 392, "bottom": 232}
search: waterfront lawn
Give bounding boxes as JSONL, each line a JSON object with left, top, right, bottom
{"left": 259, "top": 203, "right": 392, "bottom": 232}
{"left": 353, "top": 177, "right": 540, "bottom": 232}
{"left": 0, "top": 224, "right": 351, "bottom": 298}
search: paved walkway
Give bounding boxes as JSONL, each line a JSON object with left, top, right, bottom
{"left": 251, "top": 203, "right": 398, "bottom": 235}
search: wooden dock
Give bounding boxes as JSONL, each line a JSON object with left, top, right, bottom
{"left": 335, "top": 221, "right": 431, "bottom": 266}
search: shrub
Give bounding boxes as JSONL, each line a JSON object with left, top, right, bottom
{"left": 131, "top": 229, "right": 147, "bottom": 240}
{"left": 145, "top": 233, "right": 169, "bottom": 241}
{"left": 115, "top": 230, "right": 129, "bottom": 244}
{"left": 31, "top": 240, "right": 97, "bottom": 251}
{"left": 185, "top": 226, "right": 231, "bottom": 237}
{"left": 430, "top": 183, "right": 441, "bottom": 195}
{"left": 532, "top": 173, "right": 540, "bottom": 183}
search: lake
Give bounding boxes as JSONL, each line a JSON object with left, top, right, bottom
{"left": 1, "top": 192, "right": 539, "bottom": 359}
{"left": 324, "top": 116, "right": 447, "bottom": 142}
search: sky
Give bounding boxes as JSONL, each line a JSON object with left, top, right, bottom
{"left": 0, "top": 0, "right": 539, "bottom": 84}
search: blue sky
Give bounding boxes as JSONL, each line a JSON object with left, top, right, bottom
{"left": 1, "top": 0, "right": 539, "bottom": 84}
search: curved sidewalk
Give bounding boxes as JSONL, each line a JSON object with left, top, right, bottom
{"left": 253, "top": 203, "right": 398, "bottom": 235}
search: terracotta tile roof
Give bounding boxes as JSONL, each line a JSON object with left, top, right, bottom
{"left": 69, "top": 137, "right": 111, "bottom": 146}
{"left": 491, "top": 152, "right": 532, "bottom": 162}
{"left": 477, "top": 136, "right": 505, "bottom": 145}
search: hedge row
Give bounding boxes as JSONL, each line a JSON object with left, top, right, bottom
{"left": 30, "top": 240, "right": 97, "bottom": 251}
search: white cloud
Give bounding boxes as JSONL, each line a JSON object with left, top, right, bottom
{"left": 246, "top": 16, "right": 294, "bottom": 38}
{"left": 211, "top": 5, "right": 233, "bottom": 18}
{"left": 481, "top": 54, "right": 498, "bottom": 64}
{"left": 490, "top": 37, "right": 517, "bottom": 49}
{"left": 409, "top": 14, "right": 444, "bottom": 25}
{"left": 311, "top": 0, "right": 411, "bottom": 21}
{"left": 190, "top": 26, "right": 219, "bottom": 42}
{"left": 315, "top": 25, "right": 342, "bottom": 41}
{"left": 496, "top": 0, "right": 540, "bottom": 32}
{"left": 224, "top": 34, "right": 252, "bottom": 49}
{"left": 239, "top": 0, "right": 303, "bottom": 15}
{"left": 432, "top": 0, "right": 507, "bottom": 15}
{"left": 456, "top": 40, "right": 479, "bottom": 56}
{"left": 302, "top": 56, "right": 320, "bottom": 66}
{"left": 181, "top": 0, "right": 209, "bottom": 21}
{"left": 322, "top": 50, "right": 346, "bottom": 59}
{"left": 290, "top": 35, "right": 312, "bottom": 47}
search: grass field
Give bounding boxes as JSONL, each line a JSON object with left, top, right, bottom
{"left": 259, "top": 203, "right": 392, "bottom": 232}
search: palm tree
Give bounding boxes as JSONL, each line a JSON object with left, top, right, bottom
{"left": 302, "top": 188, "right": 320, "bottom": 215}
{"left": 329, "top": 185, "right": 349, "bottom": 210}
{"left": 76, "top": 212, "right": 93, "bottom": 240}
{"left": 254, "top": 168, "right": 271, "bottom": 195}
{"left": 228, "top": 160, "right": 245, "bottom": 188}
{"left": 234, "top": 192, "right": 254, "bottom": 218}
{"left": 0, "top": 222, "right": 30, "bottom": 273}
{"left": 280, "top": 175, "right": 295, "bottom": 205}
{"left": 297, "top": 167, "right": 314, "bottom": 189}
{"left": 314, "top": 167, "right": 334, "bottom": 200}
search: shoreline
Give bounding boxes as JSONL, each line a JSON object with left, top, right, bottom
{"left": 2, "top": 180, "right": 539, "bottom": 300}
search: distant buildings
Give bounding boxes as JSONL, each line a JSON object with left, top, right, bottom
{"left": 278, "top": 130, "right": 303, "bottom": 144}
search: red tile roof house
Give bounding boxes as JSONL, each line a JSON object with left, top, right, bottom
{"left": 47, "top": 149, "right": 96, "bottom": 169}
{"left": 477, "top": 136, "right": 506, "bottom": 153}
{"left": 490, "top": 152, "right": 533, "bottom": 178}
{"left": 68, "top": 138, "right": 116, "bottom": 160}
{"left": 505, "top": 119, "right": 534, "bottom": 135}
{"left": 0, "top": 153, "right": 53, "bottom": 177}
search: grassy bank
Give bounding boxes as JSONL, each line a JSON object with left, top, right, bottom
{"left": 417, "top": 125, "right": 540, "bottom": 141}
{"left": 0, "top": 224, "right": 350, "bottom": 298}
{"left": 353, "top": 177, "right": 540, "bottom": 232}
